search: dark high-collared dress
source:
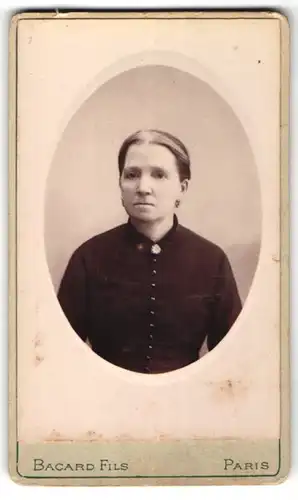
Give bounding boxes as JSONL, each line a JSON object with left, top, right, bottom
{"left": 57, "top": 217, "right": 242, "bottom": 374}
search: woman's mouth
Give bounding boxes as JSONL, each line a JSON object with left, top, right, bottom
{"left": 134, "top": 202, "right": 154, "bottom": 206}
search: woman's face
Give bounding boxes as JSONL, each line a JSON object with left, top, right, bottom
{"left": 120, "top": 142, "right": 188, "bottom": 223}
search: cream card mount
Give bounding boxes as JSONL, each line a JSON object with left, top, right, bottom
{"left": 8, "top": 10, "right": 290, "bottom": 486}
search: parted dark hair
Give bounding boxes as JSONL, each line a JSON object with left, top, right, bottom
{"left": 118, "top": 129, "right": 191, "bottom": 182}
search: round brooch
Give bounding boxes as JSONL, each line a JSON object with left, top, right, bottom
{"left": 151, "top": 244, "right": 161, "bottom": 255}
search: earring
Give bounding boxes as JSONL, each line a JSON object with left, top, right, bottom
{"left": 175, "top": 200, "right": 180, "bottom": 208}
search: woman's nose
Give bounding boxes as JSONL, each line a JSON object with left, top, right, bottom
{"left": 137, "top": 175, "right": 152, "bottom": 193}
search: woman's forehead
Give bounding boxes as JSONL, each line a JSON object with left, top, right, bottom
{"left": 124, "top": 142, "right": 177, "bottom": 168}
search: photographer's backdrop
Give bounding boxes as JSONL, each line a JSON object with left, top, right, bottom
{"left": 44, "top": 64, "right": 261, "bottom": 305}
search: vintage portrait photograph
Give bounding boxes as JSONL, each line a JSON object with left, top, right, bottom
{"left": 47, "top": 64, "right": 260, "bottom": 374}
{"left": 9, "top": 11, "right": 290, "bottom": 486}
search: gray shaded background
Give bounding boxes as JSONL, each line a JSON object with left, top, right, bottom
{"left": 44, "top": 65, "right": 261, "bottom": 303}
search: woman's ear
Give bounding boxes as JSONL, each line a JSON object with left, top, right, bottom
{"left": 180, "top": 179, "right": 189, "bottom": 195}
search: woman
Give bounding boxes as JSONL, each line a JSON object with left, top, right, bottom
{"left": 58, "top": 129, "right": 242, "bottom": 374}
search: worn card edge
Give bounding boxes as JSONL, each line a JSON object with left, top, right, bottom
{"left": 7, "top": 9, "right": 291, "bottom": 487}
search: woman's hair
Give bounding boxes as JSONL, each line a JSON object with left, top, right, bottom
{"left": 118, "top": 129, "right": 191, "bottom": 182}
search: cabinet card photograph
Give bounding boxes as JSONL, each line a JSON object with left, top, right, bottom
{"left": 9, "top": 11, "right": 290, "bottom": 486}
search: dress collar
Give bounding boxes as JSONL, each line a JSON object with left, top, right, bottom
{"left": 125, "top": 215, "right": 179, "bottom": 252}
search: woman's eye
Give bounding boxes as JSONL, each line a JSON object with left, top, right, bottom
{"left": 124, "top": 171, "right": 138, "bottom": 180}
{"left": 153, "top": 170, "right": 166, "bottom": 179}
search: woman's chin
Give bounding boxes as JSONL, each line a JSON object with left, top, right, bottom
{"left": 131, "top": 213, "right": 157, "bottom": 223}
{"left": 126, "top": 206, "right": 158, "bottom": 222}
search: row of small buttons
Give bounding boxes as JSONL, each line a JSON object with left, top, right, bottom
{"left": 145, "top": 246, "right": 161, "bottom": 373}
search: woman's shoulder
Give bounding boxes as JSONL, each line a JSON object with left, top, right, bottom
{"left": 70, "top": 224, "right": 127, "bottom": 259}
{"left": 177, "top": 224, "right": 227, "bottom": 260}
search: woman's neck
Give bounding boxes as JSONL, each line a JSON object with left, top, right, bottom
{"left": 130, "top": 215, "right": 175, "bottom": 242}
